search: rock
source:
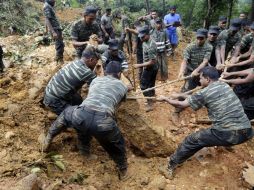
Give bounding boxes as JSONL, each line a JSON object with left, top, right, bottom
{"left": 140, "top": 177, "right": 150, "bottom": 186}
{"left": 5, "top": 131, "right": 15, "bottom": 139}
{"left": 0, "top": 149, "right": 7, "bottom": 159}
{"left": 47, "top": 112, "right": 57, "bottom": 120}
{"left": 199, "top": 169, "right": 208, "bottom": 177}
{"left": 11, "top": 173, "right": 41, "bottom": 190}
{"left": 148, "top": 176, "right": 167, "bottom": 190}
{"left": 242, "top": 162, "right": 254, "bottom": 188}
{"left": 0, "top": 117, "right": 16, "bottom": 127}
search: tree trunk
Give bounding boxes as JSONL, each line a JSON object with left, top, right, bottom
{"left": 162, "top": 0, "right": 166, "bottom": 16}
{"left": 251, "top": 0, "right": 254, "bottom": 21}
{"left": 186, "top": 0, "right": 198, "bottom": 27}
{"left": 227, "top": 0, "right": 234, "bottom": 28}
{"left": 103, "top": 0, "right": 108, "bottom": 8}
{"left": 145, "top": 0, "right": 150, "bottom": 14}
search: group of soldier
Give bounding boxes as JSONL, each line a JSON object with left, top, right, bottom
{"left": 39, "top": 0, "right": 254, "bottom": 181}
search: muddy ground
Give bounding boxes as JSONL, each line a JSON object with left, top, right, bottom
{"left": 0, "top": 5, "right": 254, "bottom": 190}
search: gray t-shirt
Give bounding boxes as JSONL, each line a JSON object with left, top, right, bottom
{"left": 82, "top": 76, "right": 128, "bottom": 115}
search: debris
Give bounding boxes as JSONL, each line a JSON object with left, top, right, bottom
{"left": 5, "top": 131, "right": 15, "bottom": 139}
{"left": 68, "top": 173, "right": 87, "bottom": 185}
{"left": 11, "top": 173, "right": 41, "bottom": 190}
{"left": 242, "top": 162, "right": 254, "bottom": 187}
{"left": 31, "top": 167, "right": 41, "bottom": 174}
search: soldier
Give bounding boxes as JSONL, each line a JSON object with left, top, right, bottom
{"left": 221, "top": 68, "right": 254, "bottom": 120}
{"left": 217, "top": 18, "right": 242, "bottom": 66}
{"left": 178, "top": 29, "right": 213, "bottom": 92}
{"left": 101, "top": 8, "right": 115, "bottom": 44}
{"left": 0, "top": 45, "right": 4, "bottom": 73}
{"left": 224, "top": 37, "right": 254, "bottom": 70}
{"left": 42, "top": 61, "right": 131, "bottom": 180}
{"left": 150, "top": 18, "right": 171, "bottom": 81}
{"left": 163, "top": 5, "right": 182, "bottom": 59}
{"left": 230, "top": 22, "right": 254, "bottom": 64}
{"left": 158, "top": 66, "right": 253, "bottom": 179}
{"left": 43, "top": 0, "right": 64, "bottom": 63}
{"left": 71, "top": 6, "right": 102, "bottom": 58}
{"left": 125, "top": 21, "right": 143, "bottom": 79}
{"left": 134, "top": 26, "right": 158, "bottom": 112}
{"left": 101, "top": 39, "right": 128, "bottom": 76}
{"left": 138, "top": 9, "right": 158, "bottom": 30}
{"left": 218, "top": 16, "right": 227, "bottom": 33}
{"left": 207, "top": 26, "right": 221, "bottom": 68}
{"left": 96, "top": 7, "right": 102, "bottom": 25}
{"left": 43, "top": 47, "right": 100, "bottom": 115}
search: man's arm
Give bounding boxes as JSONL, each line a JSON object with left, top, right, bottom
{"left": 157, "top": 96, "right": 190, "bottom": 109}
{"left": 191, "top": 58, "right": 209, "bottom": 77}
{"left": 178, "top": 60, "right": 187, "bottom": 78}
{"left": 221, "top": 71, "right": 254, "bottom": 84}
{"left": 227, "top": 54, "right": 254, "bottom": 68}
{"left": 134, "top": 59, "right": 156, "bottom": 68}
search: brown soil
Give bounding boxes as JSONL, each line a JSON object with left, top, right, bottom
{"left": 0, "top": 7, "right": 253, "bottom": 190}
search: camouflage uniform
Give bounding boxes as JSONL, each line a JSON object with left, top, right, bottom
{"left": 141, "top": 38, "right": 158, "bottom": 97}
{"left": 150, "top": 28, "right": 171, "bottom": 80}
{"left": 101, "top": 14, "right": 115, "bottom": 43}
{"left": 169, "top": 81, "right": 253, "bottom": 167}
{"left": 240, "top": 33, "right": 254, "bottom": 54}
{"left": 217, "top": 29, "right": 241, "bottom": 59}
{"left": 45, "top": 76, "right": 128, "bottom": 173}
{"left": 43, "top": 59, "right": 96, "bottom": 115}
{"left": 43, "top": 2, "right": 64, "bottom": 60}
{"left": 182, "top": 42, "right": 213, "bottom": 91}
{"left": 71, "top": 20, "right": 102, "bottom": 58}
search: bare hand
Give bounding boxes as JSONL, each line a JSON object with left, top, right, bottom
{"left": 216, "top": 64, "right": 225, "bottom": 71}
{"left": 220, "top": 71, "right": 230, "bottom": 79}
{"left": 178, "top": 72, "right": 184, "bottom": 79}
{"left": 191, "top": 70, "right": 199, "bottom": 77}
{"left": 170, "top": 92, "right": 182, "bottom": 100}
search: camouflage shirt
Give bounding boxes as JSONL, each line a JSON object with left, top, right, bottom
{"left": 188, "top": 81, "right": 251, "bottom": 131}
{"left": 240, "top": 33, "right": 254, "bottom": 53}
{"left": 43, "top": 2, "right": 61, "bottom": 30}
{"left": 183, "top": 42, "right": 213, "bottom": 72}
{"left": 81, "top": 76, "right": 128, "bottom": 115}
{"left": 101, "top": 50, "right": 128, "bottom": 71}
{"left": 71, "top": 19, "right": 102, "bottom": 57}
{"left": 45, "top": 60, "right": 96, "bottom": 99}
{"left": 143, "top": 38, "right": 158, "bottom": 69}
{"left": 101, "top": 14, "right": 113, "bottom": 29}
{"left": 150, "top": 28, "right": 171, "bottom": 53}
{"left": 217, "top": 29, "right": 241, "bottom": 54}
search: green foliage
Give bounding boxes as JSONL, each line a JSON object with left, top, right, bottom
{"left": 0, "top": 0, "right": 40, "bottom": 35}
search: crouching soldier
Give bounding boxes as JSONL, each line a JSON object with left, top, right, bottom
{"left": 42, "top": 61, "right": 130, "bottom": 180}
{"left": 157, "top": 66, "right": 253, "bottom": 179}
{"left": 43, "top": 47, "right": 99, "bottom": 115}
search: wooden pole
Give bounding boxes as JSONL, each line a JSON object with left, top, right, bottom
{"left": 135, "top": 75, "right": 191, "bottom": 95}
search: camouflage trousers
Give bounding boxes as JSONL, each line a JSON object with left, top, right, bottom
{"left": 54, "top": 29, "right": 65, "bottom": 59}
{"left": 47, "top": 106, "right": 127, "bottom": 170}
{"left": 170, "top": 127, "right": 253, "bottom": 166}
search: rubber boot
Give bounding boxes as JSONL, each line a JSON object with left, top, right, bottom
{"left": 145, "top": 99, "right": 154, "bottom": 112}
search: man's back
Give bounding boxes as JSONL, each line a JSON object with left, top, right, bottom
{"left": 188, "top": 81, "right": 251, "bottom": 131}
{"left": 82, "top": 76, "right": 128, "bottom": 115}
{"left": 46, "top": 60, "right": 96, "bottom": 99}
